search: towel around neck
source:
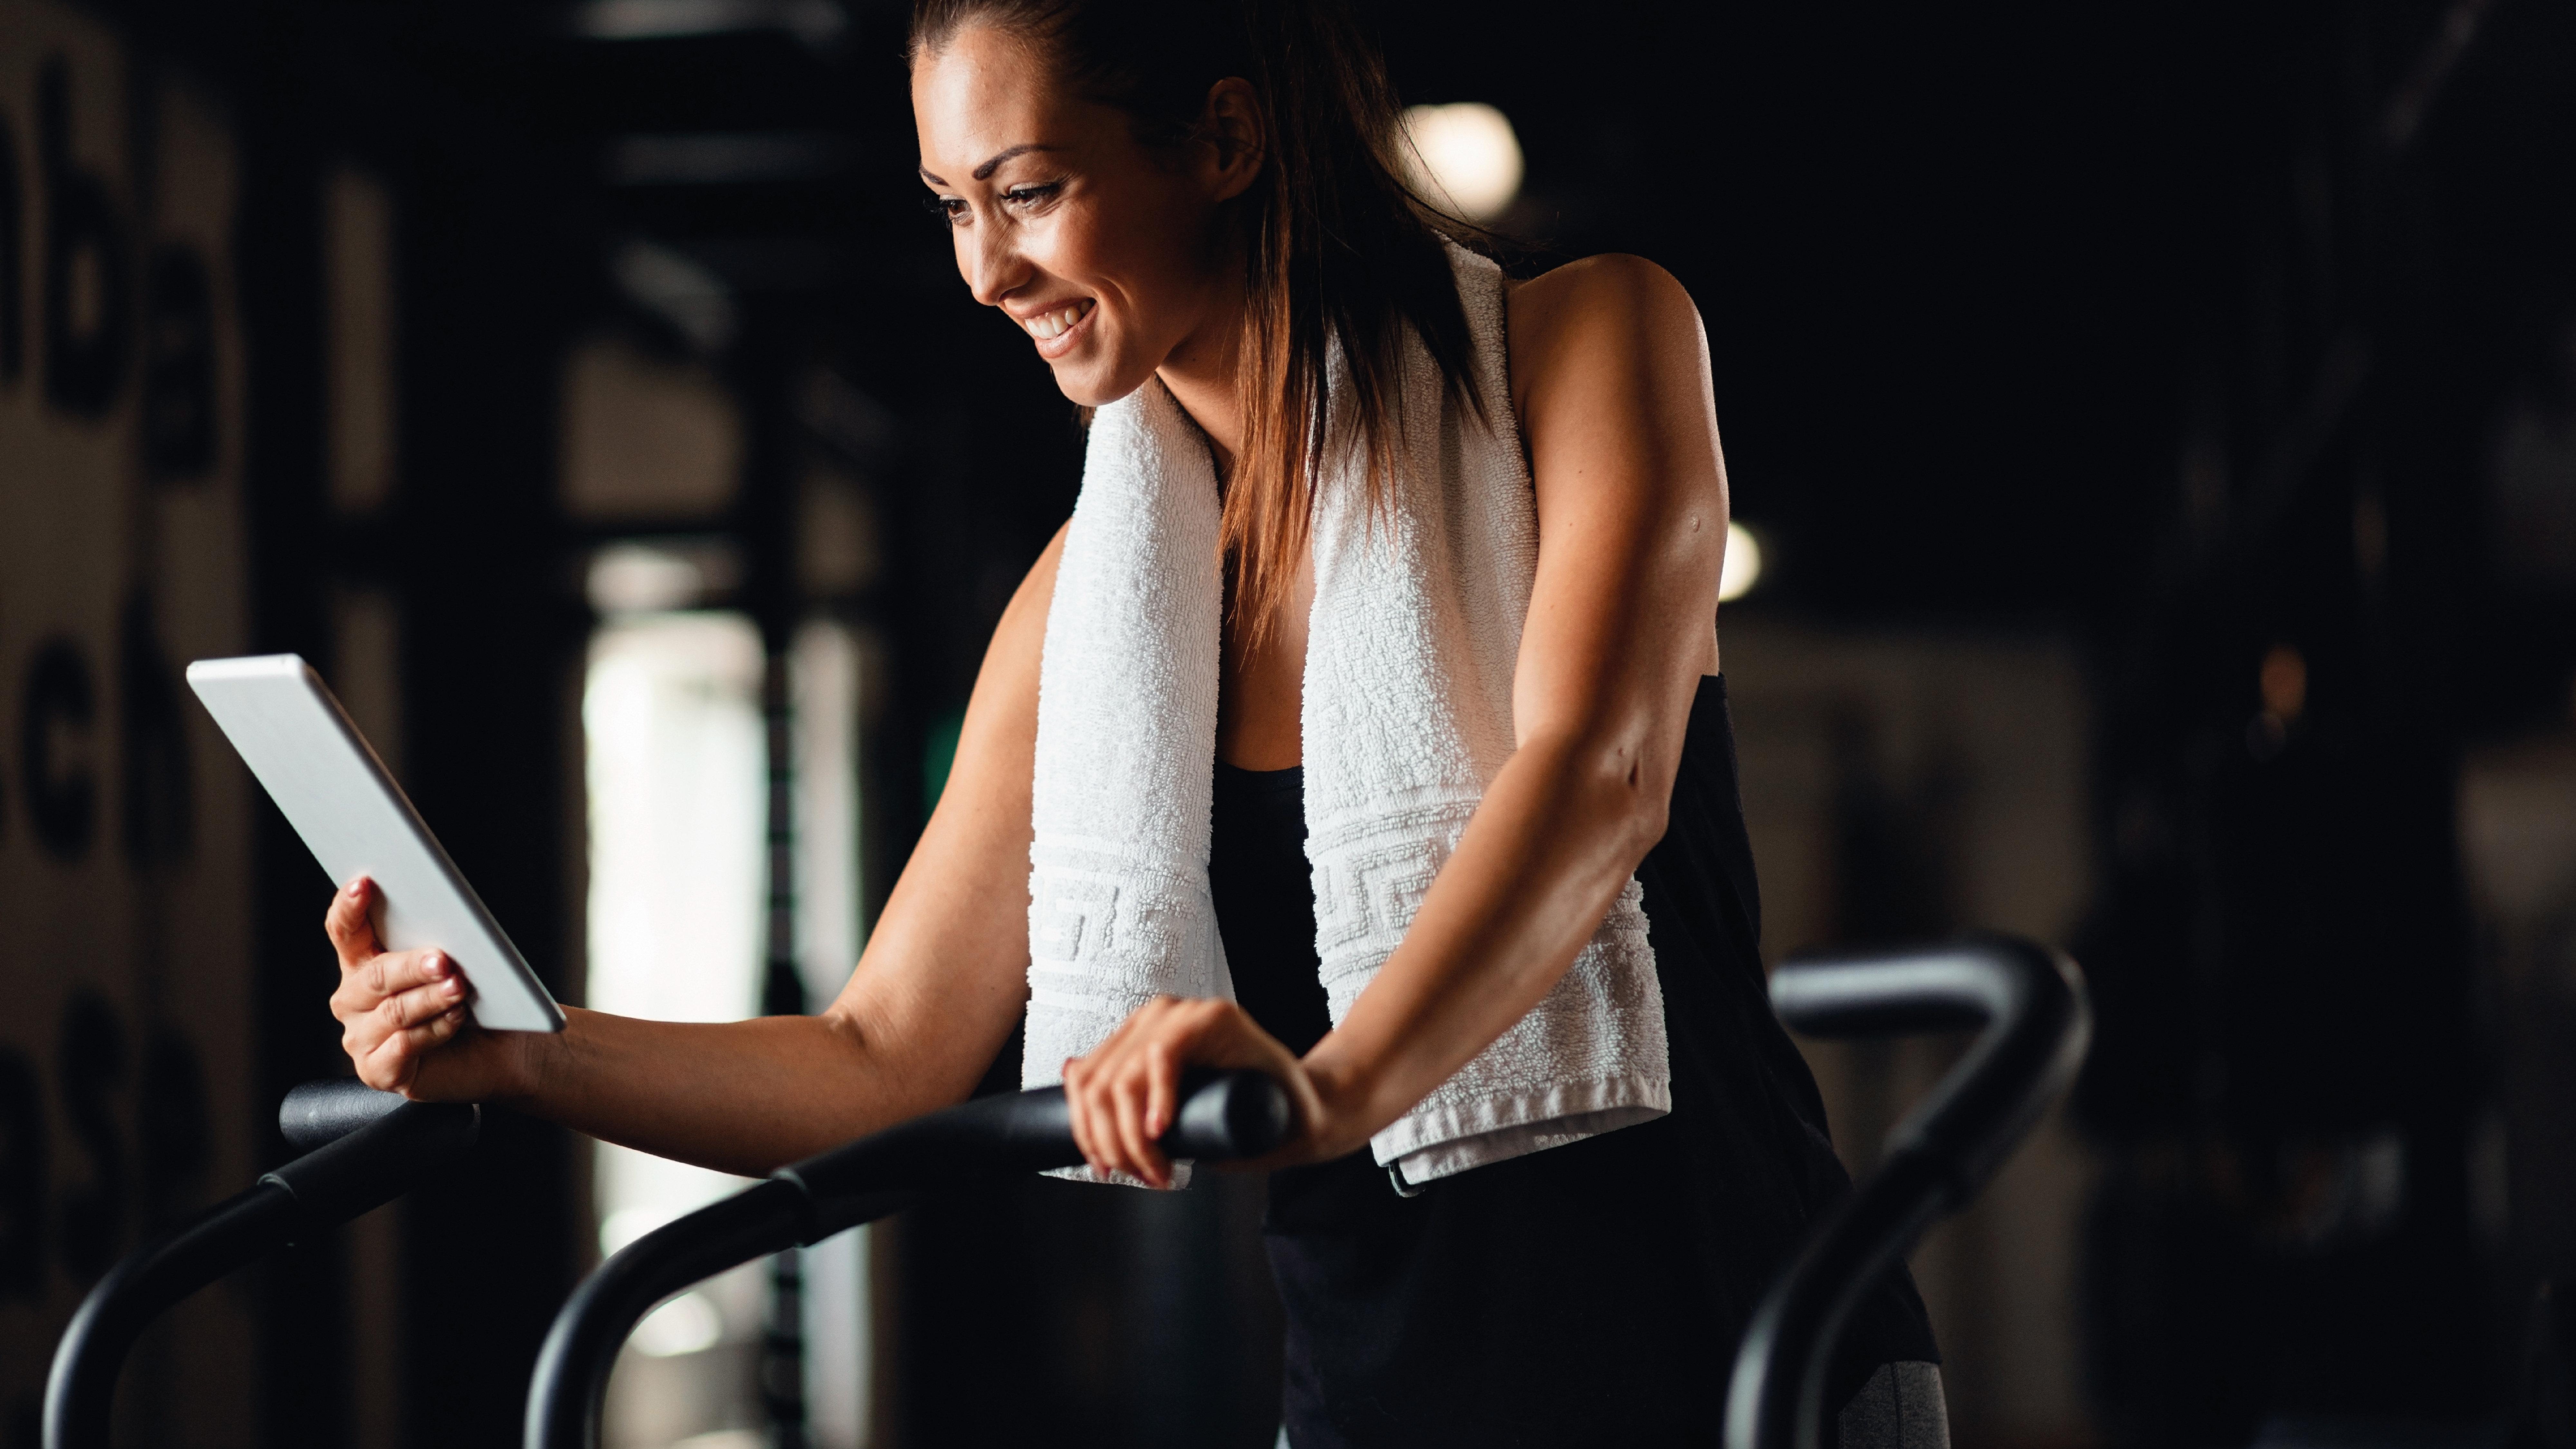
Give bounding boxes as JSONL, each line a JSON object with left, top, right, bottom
{"left": 1023, "top": 246, "right": 1670, "bottom": 1188}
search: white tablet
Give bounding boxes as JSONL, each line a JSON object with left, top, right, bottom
{"left": 188, "top": 654, "right": 566, "bottom": 1032}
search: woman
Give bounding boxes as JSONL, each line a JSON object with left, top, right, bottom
{"left": 324, "top": 1, "right": 1943, "bottom": 1441}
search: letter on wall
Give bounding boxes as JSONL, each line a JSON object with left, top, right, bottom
{"left": 0, "top": 8, "right": 253, "bottom": 1439}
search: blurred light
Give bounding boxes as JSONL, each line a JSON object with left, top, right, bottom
{"left": 1400, "top": 102, "right": 1524, "bottom": 222}
{"left": 584, "top": 613, "right": 769, "bottom": 1376}
{"left": 573, "top": 0, "right": 847, "bottom": 48}
{"left": 2259, "top": 645, "right": 2307, "bottom": 723}
{"left": 2248, "top": 645, "right": 2307, "bottom": 761}
{"left": 611, "top": 240, "right": 737, "bottom": 353}
{"left": 601, "top": 1204, "right": 678, "bottom": 1257}
{"left": 631, "top": 1291, "right": 724, "bottom": 1358}
{"left": 589, "top": 543, "right": 711, "bottom": 614}
{"left": 1719, "top": 521, "right": 1764, "bottom": 603}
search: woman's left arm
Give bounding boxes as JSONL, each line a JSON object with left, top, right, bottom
{"left": 1063, "top": 255, "right": 1729, "bottom": 1184}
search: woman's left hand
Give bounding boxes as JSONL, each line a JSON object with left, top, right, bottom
{"left": 1061, "top": 997, "right": 1340, "bottom": 1187}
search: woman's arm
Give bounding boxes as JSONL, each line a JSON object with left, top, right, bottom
{"left": 325, "top": 526, "right": 1069, "bottom": 1177}
{"left": 1064, "top": 255, "right": 1730, "bottom": 1185}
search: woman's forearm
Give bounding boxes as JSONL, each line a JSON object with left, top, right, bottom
{"left": 1299, "top": 728, "right": 1670, "bottom": 1152}
{"left": 508, "top": 1006, "right": 961, "bottom": 1177}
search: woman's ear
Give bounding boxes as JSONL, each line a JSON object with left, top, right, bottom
{"left": 1200, "top": 77, "right": 1265, "bottom": 202}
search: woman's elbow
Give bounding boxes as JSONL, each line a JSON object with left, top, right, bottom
{"left": 1615, "top": 769, "right": 1674, "bottom": 863}
{"left": 1628, "top": 790, "right": 1673, "bottom": 859}
{"left": 1565, "top": 735, "right": 1675, "bottom": 865}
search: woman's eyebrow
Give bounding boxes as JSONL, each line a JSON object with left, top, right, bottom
{"left": 917, "top": 143, "right": 1065, "bottom": 188}
{"left": 972, "top": 142, "right": 1061, "bottom": 179}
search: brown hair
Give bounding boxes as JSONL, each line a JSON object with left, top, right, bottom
{"left": 910, "top": 0, "right": 1483, "bottom": 637}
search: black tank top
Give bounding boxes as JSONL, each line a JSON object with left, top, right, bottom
{"left": 1209, "top": 675, "right": 1937, "bottom": 1447}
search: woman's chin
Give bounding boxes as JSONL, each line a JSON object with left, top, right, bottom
{"left": 1050, "top": 355, "right": 1154, "bottom": 410}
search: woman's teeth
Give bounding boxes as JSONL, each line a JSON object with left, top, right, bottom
{"left": 1026, "top": 300, "right": 1093, "bottom": 341}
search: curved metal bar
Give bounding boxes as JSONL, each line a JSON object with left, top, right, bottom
{"left": 526, "top": 1179, "right": 817, "bottom": 1449}
{"left": 1725, "top": 934, "right": 2090, "bottom": 1449}
{"left": 526, "top": 1070, "right": 1294, "bottom": 1449}
{"left": 44, "top": 1089, "right": 479, "bottom": 1449}
{"left": 44, "top": 1184, "right": 302, "bottom": 1449}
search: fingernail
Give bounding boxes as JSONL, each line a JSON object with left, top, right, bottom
{"left": 441, "top": 977, "right": 464, "bottom": 998}
{"left": 425, "top": 952, "right": 447, "bottom": 975}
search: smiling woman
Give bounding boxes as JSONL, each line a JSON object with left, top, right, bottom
{"left": 910, "top": 0, "right": 1482, "bottom": 643}
{"left": 319, "top": 1, "right": 1942, "bottom": 1444}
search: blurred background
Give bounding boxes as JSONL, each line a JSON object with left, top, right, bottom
{"left": 3, "top": 0, "right": 2574, "bottom": 1444}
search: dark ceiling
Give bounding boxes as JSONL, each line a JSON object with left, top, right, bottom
{"left": 100, "top": 0, "right": 2576, "bottom": 716}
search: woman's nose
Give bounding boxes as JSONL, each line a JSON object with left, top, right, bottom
{"left": 964, "top": 223, "right": 1029, "bottom": 309}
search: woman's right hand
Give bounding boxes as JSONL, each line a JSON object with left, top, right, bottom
{"left": 326, "top": 876, "right": 533, "bottom": 1101}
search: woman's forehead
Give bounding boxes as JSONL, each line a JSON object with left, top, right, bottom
{"left": 912, "top": 26, "right": 1073, "bottom": 178}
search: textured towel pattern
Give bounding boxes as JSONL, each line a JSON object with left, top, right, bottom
{"left": 1024, "top": 248, "right": 1669, "bottom": 1185}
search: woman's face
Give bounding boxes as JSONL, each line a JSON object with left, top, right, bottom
{"left": 913, "top": 25, "right": 1245, "bottom": 407}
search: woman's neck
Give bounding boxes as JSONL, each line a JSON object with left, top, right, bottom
{"left": 1155, "top": 277, "right": 1249, "bottom": 477}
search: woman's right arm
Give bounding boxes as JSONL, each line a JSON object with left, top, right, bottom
{"left": 324, "top": 525, "right": 1067, "bottom": 1178}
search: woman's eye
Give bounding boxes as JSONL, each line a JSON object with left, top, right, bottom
{"left": 924, "top": 195, "right": 970, "bottom": 226}
{"left": 1001, "top": 182, "right": 1063, "bottom": 208}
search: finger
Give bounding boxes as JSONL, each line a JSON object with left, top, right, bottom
{"left": 330, "top": 976, "right": 374, "bottom": 1029}
{"left": 360, "top": 948, "right": 455, "bottom": 1006}
{"left": 363, "top": 998, "right": 473, "bottom": 1091}
{"left": 1111, "top": 1060, "right": 1168, "bottom": 1187}
{"left": 1143, "top": 1039, "right": 1179, "bottom": 1141}
{"left": 339, "top": 950, "right": 402, "bottom": 1014}
{"left": 392, "top": 1008, "right": 470, "bottom": 1093}
{"left": 358, "top": 1028, "right": 418, "bottom": 1093}
{"left": 325, "top": 877, "right": 384, "bottom": 971}
{"left": 1144, "top": 1000, "right": 1226, "bottom": 1133}
{"left": 374, "top": 976, "right": 468, "bottom": 1035}
{"left": 1079, "top": 1054, "right": 1140, "bottom": 1181}
{"left": 1062, "top": 1059, "right": 1104, "bottom": 1175}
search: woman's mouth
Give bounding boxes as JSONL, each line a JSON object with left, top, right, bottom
{"left": 1024, "top": 298, "right": 1096, "bottom": 358}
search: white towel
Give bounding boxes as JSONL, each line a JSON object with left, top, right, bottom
{"left": 1024, "top": 246, "right": 1669, "bottom": 1187}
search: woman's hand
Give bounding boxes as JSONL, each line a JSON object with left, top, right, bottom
{"left": 326, "top": 876, "right": 535, "bottom": 1102}
{"left": 1061, "top": 997, "right": 1343, "bottom": 1187}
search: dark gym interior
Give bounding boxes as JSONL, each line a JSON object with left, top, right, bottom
{"left": 5, "top": 0, "right": 2576, "bottom": 1445}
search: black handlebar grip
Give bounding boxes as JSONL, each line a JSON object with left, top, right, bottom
{"left": 279, "top": 1078, "right": 411, "bottom": 1152}
{"left": 1164, "top": 1070, "right": 1295, "bottom": 1161}
{"left": 784, "top": 1068, "right": 1296, "bottom": 1240}
{"left": 266, "top": 1099, "right": 480, "bottom": 1229}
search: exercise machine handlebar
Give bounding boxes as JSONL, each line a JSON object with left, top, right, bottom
{"left": 280, "top": 1075, "right": 417, "bottom": 1150}
{"left": 1724, "top": 933, "right": 2090, "bottom": 1449}
{"left": 526, "top": 1068, "right": 1295, "bottom": 1449}
{"left": 45, "top": 1083, "right": 478, "bottom": 1449}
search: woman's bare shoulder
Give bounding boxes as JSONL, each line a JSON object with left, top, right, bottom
{"left": 1504, "top": 254, "right": 1707, "bottom": 416}
{"left": 1506, "top": 255, "right": 1701, "bottom": 347}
